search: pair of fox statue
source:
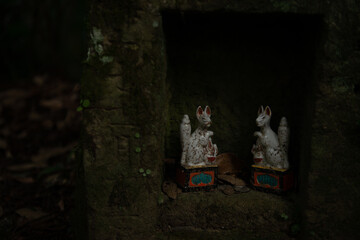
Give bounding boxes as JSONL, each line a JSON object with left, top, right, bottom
{"left": 180, "top": 105, "right": 290, "bottom": 170}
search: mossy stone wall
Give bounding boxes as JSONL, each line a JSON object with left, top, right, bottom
{"left": 79, "top": 0, "right": 360, "bottom": 239}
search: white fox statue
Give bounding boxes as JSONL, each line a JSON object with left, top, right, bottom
{"left": 180, "top": 106, "right": 218, "bottom": 167}
{"left": 251, "top": 105, "right": 290, "bottom": 170}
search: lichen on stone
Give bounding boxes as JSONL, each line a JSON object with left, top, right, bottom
{"left": 87, "top": 27, "right": 113, "bottom": 64}
{"left": 100, "top": 56, "right": 114, "bottom": 64}
{"left": 91, "top": 27, "right": 104, "bottom": 45}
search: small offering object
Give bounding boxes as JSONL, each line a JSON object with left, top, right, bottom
{"left": 176, "top": 106, "right": 218, "bottom": 191}
{"left": 250, "top": 106, "right": 294, "bottom": 193}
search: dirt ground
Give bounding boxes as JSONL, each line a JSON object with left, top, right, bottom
{"left": 0, "top": 76, "right": 80, "bottom": 239}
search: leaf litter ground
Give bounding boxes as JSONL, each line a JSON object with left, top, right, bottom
{"left": 0, "top": 76, "right": 81, "bottom": 239}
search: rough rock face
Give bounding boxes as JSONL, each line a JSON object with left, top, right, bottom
{"left": 79, "top": 0, "right": 360, "bottom": 239}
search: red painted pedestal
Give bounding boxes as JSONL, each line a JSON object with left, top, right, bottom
{"left": 251, "top": 165, "right": 294, "bottom": 194}
{"left": 176, "top": 165, "right": 218, "bottom": 192}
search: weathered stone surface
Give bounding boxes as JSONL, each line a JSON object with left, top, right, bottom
{"left": 160, "top": 190, "right": 295, "bottom": 236}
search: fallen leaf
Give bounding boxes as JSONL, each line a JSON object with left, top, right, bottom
{"left": 5, "top": 151, "right": 13, "bottom": 159}
{"left": 73, "top": 83, "right": 80, "bottom": 92}
{"left": 0, "top": 89, "right": 32, "bottom": 100}
{"left": 58, "top": 199, "right": 64, "bottom": 211}
{"left": 234, "top": 186, "right": 251, "bottom": 193}
{"left": 43, "top": 173, "right": 61, "bottom": 185}
{"left": 0, "top": 138, "right": 7, "bottom": 149}
{"left": 31, "top": 143, "right": 76, "bottom": 164}
{"left": 222, "top": 185, "right": 235, "bottom": 195}
{"left": 33, "top": 75, "right": 47, "bottom": 86}
{"left": 13, "top": 177, "right": 35, "bottom": 184}
{"left": 162, "top": 181, "right": 178, "bottom": 200}
{"left": 7, "top": 163, "right": 39, "bottom": 171}
{"left": 63, "top": 111, "right": 77, "bottom": 126}
{"left": 1, "top": 128, "right": 10, "bottom": 137}
{"left": 17, "top": 131, "right": 27, "bottom": 139}
{"left": 40, "top": 99, "right": 63, "bottom": 109}
{"left": 16, "top": 208, "right": 47, "bottom": 220}
{"left": 28, "top": 111, "right": 42, "bottom": 121}
{"left": 42, "top": 120, "right": 54, "bottom": 129}
{"left": 56, "top": 121, "right": 66, "bottom": 130}
{"left": 218, "top": 174, "right": 246, "bottom": 186}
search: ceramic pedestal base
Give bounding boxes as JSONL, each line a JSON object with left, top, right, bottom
{"left": 251, "top": 165, "right": 294, "bottom": 194}
{"left": 176, "top": 165, "right": 218, "bottom": 192}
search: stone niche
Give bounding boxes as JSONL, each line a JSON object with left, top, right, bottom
{"left": 161, "top": 10, "right": 320, "bottom": 238}
{"left": 80, "top": 1, "right": 360, "bottom": 240}
{"left": 163, "top": 11, "right": 321, "bottom": 175}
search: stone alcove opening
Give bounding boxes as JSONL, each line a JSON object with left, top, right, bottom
{"left": 162, "top": 11, "right": 322, "bottom": 186}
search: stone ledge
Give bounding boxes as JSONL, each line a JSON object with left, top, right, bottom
{"left": 160, "top": 190, "right": 296, "bottom": 236}
{"left": 162, "top": 230, "right": 294, "bottom": 240}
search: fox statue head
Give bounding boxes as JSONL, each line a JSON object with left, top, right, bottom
{"left": 256, "top": 105, "right": 271, "bottom": 127}
{"left": 196, "top": 106, "right": 212, "bottom": 128}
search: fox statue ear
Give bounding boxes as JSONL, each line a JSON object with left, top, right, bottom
{"left": 205, "top": 106, "right": 211, "bottom": 116}
{"left": 196, "top": 106, "right": 203, "bottom": 118}
{"left": 265, "top": 106, "right": 272, "bottom": 116}
{"left": 258, "top": 105, "right": 264, "bottom": 116}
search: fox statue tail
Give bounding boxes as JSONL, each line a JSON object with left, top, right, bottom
{"left": 180, "top": 115, "right": 191, "bottom": 165}
{"left": 278, "top": 117, "right": 289, "bottom": 156}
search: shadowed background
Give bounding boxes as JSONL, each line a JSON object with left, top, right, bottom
{"left": 0, "top": 0, "right": 86, "bottom": 239}
{"left": 0, "top": 0, "right": 87, "bottom": 82}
